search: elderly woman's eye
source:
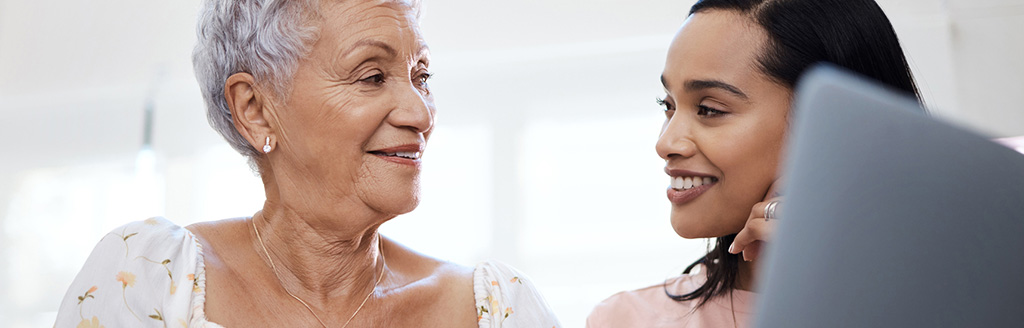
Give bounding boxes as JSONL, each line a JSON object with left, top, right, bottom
{"left": 417, "top": 72, "right": 432, "bottom": 86}
{"left": 359, "top": 73, "right": 385, "bottom": 84}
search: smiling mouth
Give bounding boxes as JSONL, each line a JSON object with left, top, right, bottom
{"left": 368, "top": 151, "right": 422, "bottom": 160}
{"left": 670, "top": 176, "right": 719, "bottom": 190}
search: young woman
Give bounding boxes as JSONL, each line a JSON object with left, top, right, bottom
{"left": 587, "top": 0, "right": 921, "bottom": 326}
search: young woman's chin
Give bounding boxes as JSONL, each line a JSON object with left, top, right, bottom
{"left": 669, "top": 209, "right": 745, "bottom": 239}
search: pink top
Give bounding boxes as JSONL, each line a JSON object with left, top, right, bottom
{"left": 586, "top": 272, "right": 756, "bottom": 328}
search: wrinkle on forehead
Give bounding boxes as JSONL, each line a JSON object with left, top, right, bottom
{"left": 312, "top": 0, "right": 426, "bottom": 62}
{"left": 319, "top": 0, "right": 420, "bottom": 23}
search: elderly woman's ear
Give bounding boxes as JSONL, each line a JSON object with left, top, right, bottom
{"left": 225, "top": 72, "right": 276, "bottom": 154}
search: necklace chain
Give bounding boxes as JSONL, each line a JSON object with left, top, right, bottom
{"left": 251, "top": 216, "right": 385, "bottom": 328}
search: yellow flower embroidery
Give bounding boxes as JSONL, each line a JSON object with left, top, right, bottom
{"left": 114, "top": 228, "right": 139, "bottom": 258}
{"left": 148, "top": 308, "right": 164, "bottom": 322}
{"left": 76, "top": 316, "right": 105, "bottom": 328}
{"left": 116, "top": 271, "right": 136, "bottom": 288}
{"left": 116, "top": 271, "right": 142, "bottom": 321}
{"left": 480, "top": 279, "right": 516, "bottom": 323}
{"left": 136, "top": 257, "right": 175, "bottom": 293}
{"left": 187, "top": 273, "right": 201, "bottom": 292}
{"left": 144, "top": 217, "right": 159, "bottom": 225}
{"left": 77, "top": 286, "right": 98, "bottom": 304}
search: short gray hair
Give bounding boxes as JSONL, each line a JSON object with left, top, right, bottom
{"left": 192, "top": 0, "right": 321, "bottom": 169}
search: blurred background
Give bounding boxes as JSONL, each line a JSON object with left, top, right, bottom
{"left": 1, "top": 0, "right": 1022, "bottom": 326}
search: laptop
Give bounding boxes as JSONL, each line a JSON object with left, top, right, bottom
{"left": 754, "top": 66, "right": 1024, "bottom": 327}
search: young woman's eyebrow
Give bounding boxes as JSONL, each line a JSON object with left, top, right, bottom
{"left": 685, "top": 79, "right": 749, "bottom": 101}
{"left": 660, "top": 75, "right": 750, "bottom": 101}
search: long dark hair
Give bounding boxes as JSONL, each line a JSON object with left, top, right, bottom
{"left": 668, "top": 0, "right": 922, "bottom": 308}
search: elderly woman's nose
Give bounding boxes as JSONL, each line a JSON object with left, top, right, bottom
{"left": 386, "top": 82, "right": 434, "bottom": 133}
{"left": 656, "top": 119, "right": 698, "bottom": 160}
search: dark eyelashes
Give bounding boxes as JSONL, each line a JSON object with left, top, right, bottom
{"left": 656, "top": 97, "right": 673, "bottom": 111}
{"left": 418, "top": 72, "right": 433, "bottom": 83}
{"left": 697, "top": 104, "right": 727, "bottom": 117}
{"left": 657, "top": 96, "right": 727, "bottom": 118}
{"left": 357, "top": 71, "right": 433, "bottom": 86}
{"left": 359, "top": 73, "right": 385, "bottom": 84}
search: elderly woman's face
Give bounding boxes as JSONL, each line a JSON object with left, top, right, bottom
{"left": 271, "top": 0, "right": 433, "bottom": 218}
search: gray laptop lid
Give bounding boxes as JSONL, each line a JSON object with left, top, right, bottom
{"left": 754, "top": 66, "right": 1024, "bottom": 328}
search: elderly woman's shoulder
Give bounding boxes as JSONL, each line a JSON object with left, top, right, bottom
{"left": 381, "top": 240, "right": 560, "bottom": 326}
{"left": 471, "top": 260, "right": 562, "bottom": 327}
{"left": 182, "top": 217, "right": 252, "bottom": 271}
{"left": 183, "top": 216, "right": 247, "bottom": 236}
{"left": 182, "top": 217, "right": 248, "bottom": 249}
{"left": 382, "top": 237, "right": 475, "bottom": 284}
{"left": 98, "top": 216, "right": 200, "bottom": 248}
{"left": 378, "top": 238, "right": 477, "bottom": 325}
{"left": 55, "top": 217, "right": 203, "bottom": 327}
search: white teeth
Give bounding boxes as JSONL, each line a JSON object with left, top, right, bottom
{"left": 394, "top": 151, "right": 420, "bottom": 159}
{"left": 671, "top": 176, "right": 716, "bottom": 190}
{"left": 378, "top": 151, "right": 421, "bottom": 159}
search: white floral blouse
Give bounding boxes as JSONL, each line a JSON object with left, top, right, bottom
{"left": 55, "top": 217, "right": 561, "bottom": 328}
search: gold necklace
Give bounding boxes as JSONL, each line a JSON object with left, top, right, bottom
{"left": 251, "top": 216, "right": 385, "bottom": 328}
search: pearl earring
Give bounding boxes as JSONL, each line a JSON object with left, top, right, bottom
{"left": 263, "top": 137, "right": 272, "bottom": 153}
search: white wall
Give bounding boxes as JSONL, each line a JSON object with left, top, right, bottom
{"left": 1, "top": 0, "right": 1022, "bottom": 327}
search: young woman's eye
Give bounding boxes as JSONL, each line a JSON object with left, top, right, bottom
{"left": 656, "top": 97, "right": 675, "bottom": 118}
{"left": 359, "top": 72, "right": 385, "bottom": 84}
{"left": 656, "top": 97, "right": 674, "bottom": 112}
{"left": 697, "top": 104, "right": 727, "bottom": 117}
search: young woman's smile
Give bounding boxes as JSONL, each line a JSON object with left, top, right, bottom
{"left": 655, "top": 10, "right": 791, "bottom": 239}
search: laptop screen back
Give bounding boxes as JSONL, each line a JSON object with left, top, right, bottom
{"left": 754, "top": 67, "right": 1024, "bottom": 328}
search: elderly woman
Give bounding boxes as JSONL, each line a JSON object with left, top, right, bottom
{"left": 55, "top": 0, "right": 560, "bottom": 327}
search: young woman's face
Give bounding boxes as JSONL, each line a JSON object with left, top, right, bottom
{"left": 656, "top": 10, "right": 791, "bottom": 238}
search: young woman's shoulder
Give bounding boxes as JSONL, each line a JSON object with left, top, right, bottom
{"left": 587, "top": 275, "right": 699, "bottom": 327}
{"left": 587, "top": 273, "right": 756, "bottom": 328}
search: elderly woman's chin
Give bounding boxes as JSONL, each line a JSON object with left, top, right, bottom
{"left": 373, "top": 183, "right": 422, "bottom": 216}
{"left": 360, "top": 175, "right": 423, "bottom": 216}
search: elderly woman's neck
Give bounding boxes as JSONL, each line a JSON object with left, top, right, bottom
{"left": 251, "top": 208, "right": 387, "bottom": 303}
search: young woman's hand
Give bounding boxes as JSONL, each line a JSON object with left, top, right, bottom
{"left": 729, "top": 179, "right": 783, "bottom": 261}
